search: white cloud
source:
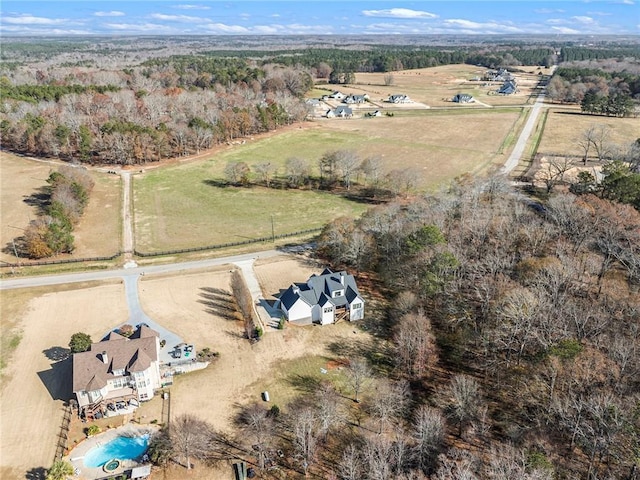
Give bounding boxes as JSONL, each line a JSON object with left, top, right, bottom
{"left": 572, "top": 16, "right": 595, "bottom": 24}
{"left": 174, "top": 4, "right": 210, "bottom": 10}
{"left": 104, "top": 22, "right": 177, "bottom": 32}
{"left": 587, "top": 11, "right": 613, "bottom": 16}
{"left": 443, "top": 19, "right": 522, "bottom": 33}
{"left": 534, "top": 8, "right": 565, "bottom": 14}
{"left": 1, "top": 25, "right": 93, "bottom": 35}
{"left": 3, "top": 14, "right": 68, "bottom": 25}
{"left": 203, "top": 23, "right": 250, "bottom": 33}
{"left": 149, "top": 13, "right": 206, "bottom": 22}
{"left": 271, "top": 14, "right": 281, "bottom": 18}
{"left": 551, "top": 26, "right": 581, "bottom": 34}
{"left": 362, "top": 8, "right": 438, "bottom": 19}
{"left": 94, "top": 11, "right": 125, "bottom": 17}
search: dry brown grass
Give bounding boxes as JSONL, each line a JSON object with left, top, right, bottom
{"left": 537, "top": 108, "right": 640, "bottom": 158}
{"left": 0, "top": 152, "right": 121, "bottom": 264}
{"left": 351, "top": 64, "right": 551, "bottom": 108}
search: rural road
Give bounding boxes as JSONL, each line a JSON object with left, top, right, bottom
{"left": 0, "top": 249, "right": 281, "bottom": 290}
{"left": 501, "top": 66, "right": 555, "bottom": 175}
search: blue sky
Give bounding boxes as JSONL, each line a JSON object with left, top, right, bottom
{"left": 1, "top": 1, "right": 638, "bottom": 36}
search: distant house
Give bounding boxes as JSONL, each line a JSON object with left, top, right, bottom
{"left": 327, "top": 105, "right": 353, "bottom": 118}
{"left": 305, "top": 98, "right": 321, "bottom": 107}
{"left": 452, "top": 93, "right": 473, "bottom": 103}
{"left": 72, "top": 325, "right": 161, "bottom": 420}
{"left": 329, "top": 91, "right": 346, "bottom": 100}
{"left": 344, "top": 94, "right": 369, "bottom": 104}
{"left": 498, "top": 80, "right": 517, "bottom": 95}
{"left": 277, "top": 268, "right": 365, "bottom": 325}
{"left": 388, "top": 94, "right": 411, "bottom": 104}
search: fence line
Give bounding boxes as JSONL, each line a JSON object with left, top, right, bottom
{"left": 1, "top": 252, "right": 122, "bottom": 269}
{"left": 1, "top": 227, "right": 323, "bottom": 267}
{"left": 134, "top": 227, "right": 323, "bottom": 258}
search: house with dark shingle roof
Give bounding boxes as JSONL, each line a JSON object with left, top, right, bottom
{"left": 498, "top": 80, "right": 518, "bottom": 95}
{"left": 388, "top": 94, "right": 411, "bottom": 104}
{"left": 276, "top": 268, "right": 365, "bottom": 325}
{"left": 72, "top": 325, "right": 161, "bottom": 420}
{"left": 452, "top": 93, "right": 473, "bottom": 103}
{"left": 344, "top": 94, "right": 369, "bottom": 104}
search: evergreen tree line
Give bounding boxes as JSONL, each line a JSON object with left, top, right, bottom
{"left": 561, "top": 45, "right": 640, "bottom": 62}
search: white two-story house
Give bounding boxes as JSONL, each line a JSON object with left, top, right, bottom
{"left": 72, "top": 325, "right": 161, "bottom": 420}
{"left": 277, "top": 268, "right": 365, "bottom": 325}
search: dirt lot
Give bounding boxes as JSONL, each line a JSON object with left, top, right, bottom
{"left": 0, "top": 254, "right": 369, "bottom": 479}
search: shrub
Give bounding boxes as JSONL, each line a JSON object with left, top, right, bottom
{"left": 278, "top": 317, "right": 286, "bottom": 330}
{"left": 118, "top": 324, "right": 134, "bottom": 337}
{"left": 69, "top": 332, "right": 92, "bottom": 353}
{"left": 255, "top": 326, "right": 264, "bottom": 338}
{"left": 85, "top": 424, "right": 101, "bottom": 437}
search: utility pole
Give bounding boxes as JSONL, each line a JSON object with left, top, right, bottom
{"left": 271, "top": 215, "right": 275, "bottom": 243}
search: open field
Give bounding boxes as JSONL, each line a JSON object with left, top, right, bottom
{"left": 350, "top": 64, "right": 552, "bottom": 108}
{"left": 0, "top": 152, "right": 121, "bottom": 264}
{"left": 133, "top": 165, "right": 369, "bottom": 252}
{"left": 536, "top": 108, "right": 640, "bottom": 158}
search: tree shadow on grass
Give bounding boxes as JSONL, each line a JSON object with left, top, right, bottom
{"left": 327, "top": 338, "right": 395, "bottom": 377}
{"left": 287, "top": 374, "right": 322, "bottom": 394}
{"left": 43, "top": 346, "right": 71, "bottom": 362}
{"left": 22, "top": 186, "right": 50, "bottom": 215}
{"left": 202, "top": 179, "right": 230, "bottom": 189}
{"left": 25, "top": 466, "right": 47, "bottom": 480}
{"left": 37, "top": 357, "right": 72, "bottom": 402}
{"left": 199, "top": 288, "right": 239, "bottom": 321}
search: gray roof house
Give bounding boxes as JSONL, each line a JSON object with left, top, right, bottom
{"left": 344, "top": 94, "right": 369, "bottom": 104}
{"left": 452, "top": 93, "right": 473, "bottom": 103}
{"left": 388, "top": 94, "right": 412, "bottom": 104}
{"left": 498, "top": 80, "right": 517, "bottom": 95}
{"left": 277, "top": 268, "right": 365, "bottom": 325}
{"left": 327, "top": 105, "right": 353, "bottom": 118}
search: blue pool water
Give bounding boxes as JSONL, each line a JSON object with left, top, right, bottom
{"left": 83, "top": 434, "right": 150, "bottom": 468}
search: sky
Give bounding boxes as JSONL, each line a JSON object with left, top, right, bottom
{"left": 0, "top": 1, "right": 638, "bottom": 36}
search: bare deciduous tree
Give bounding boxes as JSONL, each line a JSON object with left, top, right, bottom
{"left": 170, "top": 414, "right": 213, "bottom": 470}
{"left": 346, "top": 357, "right": 372, "bottom": 403}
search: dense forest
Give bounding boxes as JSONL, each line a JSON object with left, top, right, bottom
{"left": 314, "top": 177, "right": 639, "bottom": 479}
{"left": 547, "top": 62, "right": 640, "bottom": 116}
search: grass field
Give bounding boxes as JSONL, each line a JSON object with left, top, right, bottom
{"left": 133, "top": 163, "right": 370, "bottom": 252}
{"left": 0, "top": 153, "right": 121, "bottom": 264}
{"left": 352, "top": 64, "right": 551, "bottom": 108}
{"left": 132, "top": 107, "right": 521, "bottom": 251}
{"left": 537, "top": 107, "right": 640, "bottom": 158}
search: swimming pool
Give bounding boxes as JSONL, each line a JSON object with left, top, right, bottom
{"left": 83, "top": 434, "right": 150, "bottom": 468}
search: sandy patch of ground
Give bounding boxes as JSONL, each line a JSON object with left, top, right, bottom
{"left": 0, "top": 282, "right": 128, "bottom": 479}
{"left": 253, "top": 254, "right": 325, "bottom": 300}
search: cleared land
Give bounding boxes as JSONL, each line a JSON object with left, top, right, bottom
{"left": 349, "top": 64, "right": 552, "bottom": 108}
{"left": 537, "top": 108, "right": 640, "bottom": 158}
{"left": 0, "top": 153, "right": 121, "bottom": 264}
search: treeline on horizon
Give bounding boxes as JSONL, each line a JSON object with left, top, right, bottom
{"left": 1, "top": 42, "right": 639, "bottom": 165}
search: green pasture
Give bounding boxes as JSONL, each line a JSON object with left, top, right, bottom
{"left": 133, "top": 162, "right": 369, "bottom": 252}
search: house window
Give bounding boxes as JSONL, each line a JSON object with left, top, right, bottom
{"left": 332, "top": 290, "right": 343, "bottom": 298}
{"left": 352, "top": 303, "right": 362, "bottom": 310}
{"left": 323, "top": 307, "right": 333, "bottom": 313}
{"left": 140, "top": 393, "right": 149, "bottom": 400}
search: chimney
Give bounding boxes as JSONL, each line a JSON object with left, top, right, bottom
{"left": 101, "top": 351, "right": 108, "bottom": 364}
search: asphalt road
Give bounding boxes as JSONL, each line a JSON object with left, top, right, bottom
{"left": 0, "top": 249, "right": 281, "bottom": 291}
